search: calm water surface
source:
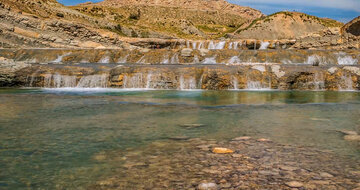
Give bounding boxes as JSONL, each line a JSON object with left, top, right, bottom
{"left": 0, "top": 88, "right": 359, "bottom": 189}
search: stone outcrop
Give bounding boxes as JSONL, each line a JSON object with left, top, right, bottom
{"left": 0, "top": 49, "right": 359, "bottom": 91}
{"left": 234, "top": 12, "right": 343, "bottom": 40}
{"left": 341, "top": 16, "right": 360, "bottom": 37}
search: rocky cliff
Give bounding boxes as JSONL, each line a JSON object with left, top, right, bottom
{"left": 71, "top": 0, "right": 263, "bottom": 39}
{"left": 234, "top": 12, "right": 343, "bottom": 40}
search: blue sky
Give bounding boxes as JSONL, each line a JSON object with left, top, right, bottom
{"left": 58, "top": 0, "right": 359, "bottom": 23}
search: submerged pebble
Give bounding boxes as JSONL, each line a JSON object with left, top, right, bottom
{"left": 212, "top": 147, "right": 234, "bottom": 154}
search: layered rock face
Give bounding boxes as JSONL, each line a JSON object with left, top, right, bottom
{"left": 234, "top": 12, "right": 343, "bottom": 40}
{"left": 1, "top": 49, "right": 359, "bottom": 91}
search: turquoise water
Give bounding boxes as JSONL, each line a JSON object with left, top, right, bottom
{"left": 0, "top": 88, "right": 359, "bottom": 189}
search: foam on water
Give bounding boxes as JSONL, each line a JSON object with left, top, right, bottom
{"left": 337, "top": 52, "right": 358, "bottom": 65}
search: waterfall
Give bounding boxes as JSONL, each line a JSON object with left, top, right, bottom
{"left": 117, "top": 55, "right": 129, "bottom": 63}
{"left": 186, "top": 41, "right": 190, "bottom": 48}
{"left": 179, "top": 75, "right": 197, "bottom": 90}
{"left": 232, "top": 76, "right": 238, "bottom": 90}
{"left": 136, "top": 56, "right": 146, "bottom": 64}
{"left": 234, "top": 42, "right": 239, "bottom": 49}
{"left": 77, "top": 74, "right": 108, "bottom": 88}
{"left": 39, "top": 73, "right": 108, "bottom": 88}
{"left": 215, "top": 41, "right": 226, "bottom": 49}
{"left": 202, "top": 56, "right": 217, "bottom": 64}
{"left": 259, "top": 41, "right": 270, "bottom": 50}
{"left": 123, "top": 73, "right": 145, "bottom": 88}
{"left": 339, "top": 73, "right": 354, "bottom": 91}
{"left": 51, "top": 53, "right": 71, "bottom": 63}
{"left": 228, "top": 42, "right": 233, "bottom": 49}
{"left": 228, "top": 56, "right": 241, "bottom": 65}
{"left": 99, "top": 56, "right": 110, "bottom": 64}
{"left": 161, "top": 54, "right": 170, "bottom": 64}
{"left": 306, "top": 55, "right": 326, "bottom": 65}
{"left": 42, "top": 73, "right": 77, "bottom": 88}
{"left": 337, "top": 52, "right": 358, "bottom": 65}
{"left": 246, "top": 77, "right": 271, "bottom": 90}
{"left": 192, "top": 42, "right": 197, "bottom": 49}
{"left": 146, "top": 73, "right": 153, "bottom": 89}
{"left": 208, "top": 41, "right": 215, "bottom": 49}
{"left": 313, "top": 72, "right": 325, "bottom": 90}
{"left": 198, "top": 42, "right": 204, "bottom": 49}
{"left": 170, "top": 53, "right": 179, "bottom": 64}
{"left": 193, "top": 55, "right": 200, "bottom": 64}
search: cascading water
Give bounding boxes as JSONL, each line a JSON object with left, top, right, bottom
{"left": 228, "top": 56, "right": 241, "bottom": 65}
{"left": 228, "top": 42, "right": 233, "bottom": 49}
{"left": 202, "top": 56, "right": 217, "bottom": 64}
{"left": 339, "top": 73, "right": 354, "bottom": 91}
{"left": 337, "top": 52, "right": 358, "bottom": 65}
{"left": 99, "top": 56, "right": 110, "bottom": 64}
{"left": 232, "top": 76, "right": 238, "bottom": 90}
{"left": 136, "top": 56, "right": 147, "bottom": 64}
{"left": 192, "top": 42, "right": 197, "bottom": 49}
{"left": 215, "top": 41, "right": 226, "bottom": 49}
{"left": 259, "top": 41, "right": 270, "bottom": 50}
{"left": 77, "top": 74, "right": 108, "bottom": 88}
{"left": 123, "top": 73, "right": 145, "bottom": 89}
{"left": 39, "top": 74, "right": 108, "bottom": 88}
{"left": 146, "top": 73, "right": 153, "bottom": 89}
{"left": 170, "top": 54, "right": 179, "bottom": 64}
{"left": 179, "top": 75, "right": 197, "bottom": 90}
{"left": 197, "top": 42, "right": 204, "bottom": 49}
{"left": 193, "top": 55, "right": 200, "bottom": 64}
{"left": 313, "top": 72, "right": 325, "bottom": 90}
{"left": 51, "top": 53, "right": 71, "bottom": 63}
{"left": 208, "top": 41, "right": 215, "bottom": 49}
{"left": 117, "top": 55, "right": 129, "bottom": 63}
{"left": 161, "top": 54, "right": 170, "bottom": 64}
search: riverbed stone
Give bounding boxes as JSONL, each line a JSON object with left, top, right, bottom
{"left": 212, "top": 147, "right": 234, "bottom": 154}
{"left": 198, "top": 182, "right": 218, "bottom": 190}
{"left": 285, "top": 181, "right": 304, "bottom": 188}
{"left": 320, "top": 172, "right": 334, "bottom": 178}
{"left": 344, "top": 135, "right": 360, "bottom": 141}
{"left": 181, "top": 48, "right": 193, "bottom": 57}
{"left": 232, "top": 136, "right": 251, "bottom": 141}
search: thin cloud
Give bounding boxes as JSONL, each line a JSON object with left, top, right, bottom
{"left": 231, "top": 0, "right": 360, "bottom": 12}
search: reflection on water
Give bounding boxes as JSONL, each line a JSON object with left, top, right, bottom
{"left": 0, "top": 88, "right": 359, "bottom": 189}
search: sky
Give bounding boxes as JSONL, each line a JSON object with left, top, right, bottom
{"left": 58, "top": 0, "right": 360, "bottom": 23}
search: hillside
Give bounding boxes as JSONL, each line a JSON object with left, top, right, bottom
{"left": 71, "top": 0, "right": 263, "bottom": 39}
{"left": 234, "top": 11, "right": 344, "bottom": 40}
{"left": 0, "top": 0, "right": 131, "bottom": 48}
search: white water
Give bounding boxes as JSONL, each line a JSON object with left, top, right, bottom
{"left": 99, "top": 56, "right": 110, "bottom": 64}
{"left": 179, "top": 75, "right": 197, "bottom": 90}
{"left": 192, "top": 42, "right": 197, "bottom": 49}
{"left": 136, "top": 56, "right": 147, "bottom": 64}
{"left": 208, "top": 41, "right": 226, "bottom": 50}
{"left": 259, "top": 41, "right": 270, "bottom": 50}
{"left": 146, "top": 73, "right": 153, "bottom": 89}
{"left": 41, "top": 74, "right": 108, "bottom": 88}
{"left": 246, "top": 81, "right": 271, "bottom": 90}
{"left": 313, "top": 72, "right": 325, "bottom": 91}
{"left": 77, "top": 74, "right": 108, "bottom": 88}
{"left": 193, "top": 55, "right": 200, "bottom": 64}
{"left": 123, "top": 73, "right": 145, "bottom": 89}
{"left": 337, "top": 52, "right": 358, "bottom": 65}
{"left": 198, "top": 42, "right": 204, "bottom": 49}
{"left": 117, "top": 55, "right": 129, "bottom": 63}
{"left": 208, "top": 41, "right": 215, "bottom": 49}
{"left": 232, "top": 76, "right": 238, "bottom": 90}
{"left": 228, "top": 42, "right": 233, "bottom": 49}
{"left": 161, "top": 54, "right": 170, "bottom": 64}
{"left": 202, "top": 57, "right": 217, "bottom": 64}
{"left": 339, "top": 73, "right": 354, "bottom": 91}
{"left": 306, "top": 55, "right": 327, "bottom": 65}
{"left": 228, "top": 56, "right": 241, "bottom": 65}
{"left": 51, "top": 53, "right": 71, "bottom": 63}
{"left": 170, "top": 54, "right": 179, "bottom": 64}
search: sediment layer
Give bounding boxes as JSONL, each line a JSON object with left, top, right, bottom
{"left": 1, "top": 49, "right": 359, "bottom": 90}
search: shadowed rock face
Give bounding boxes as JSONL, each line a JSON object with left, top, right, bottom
{"left": 1, "top": 49, "right": 359, "bottom": 91}
{"left": 342, "top": 16, "right": 360, "bottom": 36}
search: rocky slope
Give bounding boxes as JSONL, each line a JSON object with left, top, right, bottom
{"left": 234, "top": 12, "right": 343, "bottom": 40}
{"left": 71, "top": 0, "right": 263, "bottom": 39}
{"left": 0, "top": 0, "right": 134, "bottom": 48}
